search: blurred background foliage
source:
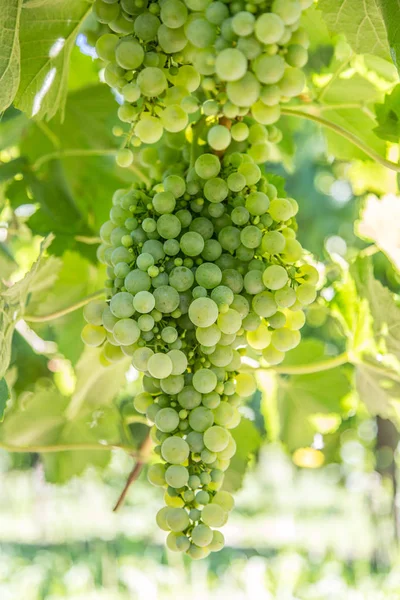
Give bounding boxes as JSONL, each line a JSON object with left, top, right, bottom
{"left": 1, "top": 1, "right": 400, "bottom": 596}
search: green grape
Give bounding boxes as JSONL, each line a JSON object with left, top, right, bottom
{"left": 161, "top": 105, "right": 189, "bottom": 132}
{"left": 195, "top": 263, "right": 222, "bottom": 289}
{"left": 247, "top": 322, "right": 272, "bottom": 349}
{"left": 262, "top": 344, "right": 285, "bottom": 365}
{"left": 168, "top": 349, "right": 188, "bottom": 375}
{"left": 213, "top": 402, "right": 234, "bottom": 427}
{"left": 195, "top": 490, "right": 210, "bottom": 505}
{"left": 272, "top": 0, "right": 302, "bottom": 25}
{"left": 188, "top": 406, "right": 214, "bottom": 431}
{"left": 158, "top": 24, "right": 188, "bottom": 53}
{"left": 186, "top": 18, "right": 216, "bottom": 48}
{"left": 218, "top": 435, "right": 236, "bottom": 459}
{"left": 110, "top": 292, "right": 135, "bottom": 318}
{"left": 147, "top": 463, "right": 166, "bottom": 486}
{"left": 202, "top": 392, "right": 221, "bottom": 409}
{"left": 148, "top": 353, "right": 173, "bottom": 378}
{"left": 296, "top": 283, "right": 317, "bottom": 304}
{"left": 244, "top": 270, "right": 265, "bottom": 295}
{"left": 161, "top": 436, "right": 190, "bottom": 464}
{"left": 209, "top": 530, "right": 225, "bottom": 552}
{"left": 81, "top": 324, "right": 106, "bottom": 347}
{"left": 189, "top": 297, "right": 219, "bottom": 327}
{"left": 166, "top": 507, "right": 190, "bottom": 532}
{"left": 275, "top": 285, "right": 296, "bottom": 308}
{"left": 132, "top": 347, "right": 154, "bottom": 371}
{"left": 116, "top": 148, "right": 134, "bottom": 168}
{"left": 207, "top": 125, "right": 232, "bottom": 151}
{"left": 135, "top": 116, "right": 164, "bottom": 144}
{"left": 137, "top": 67, "right": 168, "bottom": 97}
{"left": 279, "top": 67, "right": 306, "bottom": 97}
{"left": 263, "top": 265, "right": 289, "bottom": 290}
{"left": 231, "top": 122, "right": 249, "bottom": 142}
{"left": 83, "top": 300, "right": 106, "bottom": 326}
{"left": 206, "top": 1, "right": 229, "bottom": 24}
{"left": 213, "top": 490, "right": 235, "bottom": 512}
{"left": 187, "top": 432, "right": 205, "bottom": 453}
{"left": 192, "top": 524, "right": 213, "bottom": 547}
{"left": 227, "top": 72, "right": 260, "bottom": 107}
{"left": 187, "top": 544, "right": 210, "bottom": 559}
{"left": 254, "top": 13, "right": 284, "bottom": 44}
{"left": 178, "top": 385, "right": 202, "bottom": 409}
{"left": 153, "top": 285, "right": 180, "bottom": 313}
{"left": 115, "top": 39, "right": 144, "bottom": 69}
{"left": 203, "top": 425, "right": 230, "bottom": 452}
{"left": 271, "top": 327, "right": 301, "bottom": 351}
{"left": 95, "top": 33, "right": 119, "bottom": 61}
{"left": 160, "top": 0, "right": 188, "bottom": 28}
{"left": 231, "top": 11, "right": 255, "bottom": 36}
{"left": 217, "top": 309, "right": 242, "bottom": 334}
{"left": 235, "top": 373, "right": 257, "bottom": 398}
{"left": 113, "top": 318, "right": 141, "bottom": 345}
{"left": 103, "top": 342, "right": 125, "bottom": 362}
{"left": 204, "top": 178, "right": 229, "bottom": 203}
{"left": 245, "top": 191, "right": 270, "bottom": 216}
{"left": 134, "top": 12, "right": 160, "bottom": 40}
{"left": 133, "top": 290, "right": 156, "bottom": 313}
{"left": 94, "top": 0, "right": 120, "bottom": 24}
{"left": 164, "top": 174, "right": 186, "bottom": 198}
{"left": 165, "top": 464, "right": 189, "bottom": 487}
{"left": 125, "top": 270, "right": 151, "bottom": 294}
{"left": 201, "top": 503, "right": 227, "bottom": 527}
{"left": 169, "top": 266, "right": 195, "bottom": 291}
{"left": 215, "top": 48, "right": 248, "bottom": 81}
{"left": 192, "top": 368, "right": 218, "bottom": 393}
{"left": 138, "top": 314, "right": 155, "bottom": 331}
{"left": 180, "top": 231, "right": 205, "bottom": 256}
{"left": 156, "top": 506, "right": 172, "bottom": 531}
{"left": 155, "top": 407, "right": 180, "bottom": 432}
{"left": 161, "top": 374, "right": 185, "bottom": 394}
{"left": 286, "top": 44, "right": 308, "bottom": 68}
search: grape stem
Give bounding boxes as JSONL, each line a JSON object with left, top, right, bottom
{"left": 242, "top": 351, "right": 350, "bottom": 375}
{"left": 32, "top": 148, "right": 151, "bottom": 186}
{"left": 23, "top": 290, "right": 105, "bottom": 323}
{"left": 113, "top": 434, "right": 153, "bottom": 512}
{"left": 280, "top": 106, "right": 400, "bottom": 173}
{"left": 0, "top": 441, "right": 139, "bottom": 455}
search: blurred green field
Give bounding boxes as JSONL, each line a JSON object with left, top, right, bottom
{"left": 1, "top": 444, "right": 398, "bottom": 600}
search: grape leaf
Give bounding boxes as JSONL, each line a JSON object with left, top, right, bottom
{"left": 356, "top": 194, "right": 400, "bottom": 271}
{"left": 319, "top": 0, "right": 391, "bottom": 61}
{"left": 374, "top": 84, "right": 400, "bottom": 142}
{"left": 0, "top": 378, "right": 9, "bottom": 422}
{"left": 223, "top": 418, "right": 262, "bottom": 492}
{"left": 351, "top": 257, "right": 400, "bottom": 360}
{"left": 0, "top": 234, "right": 53, "bottom": 378}
{"left": 0, "top": 108, "right": 29, "bottom": 152}
{"left": 27, "top": 251, "right": 105, "bottom": 364}
{"left": 355, "top": 359, "right": 400, "bottom": 422}
{"left": 378, "top": 0, "right": 400, "bottom": 74}
{"left": 0, "top": 0, "right": 22, "bottom": 113}
{"left": 276, "top": 339, "right": 351, "bottom": 452}
{"left": 14, "top": 0, "right": 91, "bottom": 120}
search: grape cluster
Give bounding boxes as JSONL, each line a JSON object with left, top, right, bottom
{"left": 82, "top": 151, "right": 318, "bottom": 556}
{"left": 92, "top": 0, "right": 313, "bottom": 157}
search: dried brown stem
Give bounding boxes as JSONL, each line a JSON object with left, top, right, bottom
{"left": 112, "top": 434, "right": 153, "bottom": 512}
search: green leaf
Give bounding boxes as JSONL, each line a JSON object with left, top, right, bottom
{"left": 355, "top": 359, "right": 400, "bottom": 423}
{"left": 277, "top": 340, "right": 351, "bottom": 452}
{"left": 356, "top": 194, "right": 400, "bottom": 271}
{"left": 0, "top": 378, "right": 9, "bottom": 422}
{"left": 223, "top": 418, "right": 262, "bottom": 492}
{"left": 42, "top": 406, "right": 123, "bottom": 483}
{"left": 322, "top": 107, "right": 387, "bottom": 162}
{"left": 378, "top": 0, "right": 400, "bottom": 74}
{"left": 351, "top": 257, "right": 400, "bottom": 360}
{"left": 374, "top": 84, "right": 400, "bottom": 142}
{"left": 0, "top": 0, "right": 22, "bottom": 113}
{"left": 0, "top": 234, "right": 53, "bottom": 378}
{"left": 319, "top": 0, "right": 391, "bottom": 61}
{"left": 14, "top": 0, "right": 91, "bottom": 120}
{"left": 27, "top": 251, "right": 105, "bottom": 364}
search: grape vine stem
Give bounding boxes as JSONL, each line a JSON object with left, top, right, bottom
{"left": 0, "top": 442, "right": 139, "bottom": 455}
{"left": 280, "top": 107, "right": 400, "bottom": 173}
{"left": 23, "top": 290, "right": 105, "bottom": 323}
{"left": 242, "top": 351, "right": 350, "bottom": 375}
{"left": 32, "top": 149, "right": 151, "bottom": 186}
{"left": 113, "top": 434, "right": 153, "bottom": 512}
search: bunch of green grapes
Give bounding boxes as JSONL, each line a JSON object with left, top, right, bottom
{"left": 92, "top": 0, "right": 313, "bottom": 157}
{"left": 93, "top": 0, "right": 202, "bottom": 152}
{"left": 82, "top": 150, "right": 318, "bottom": 556}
